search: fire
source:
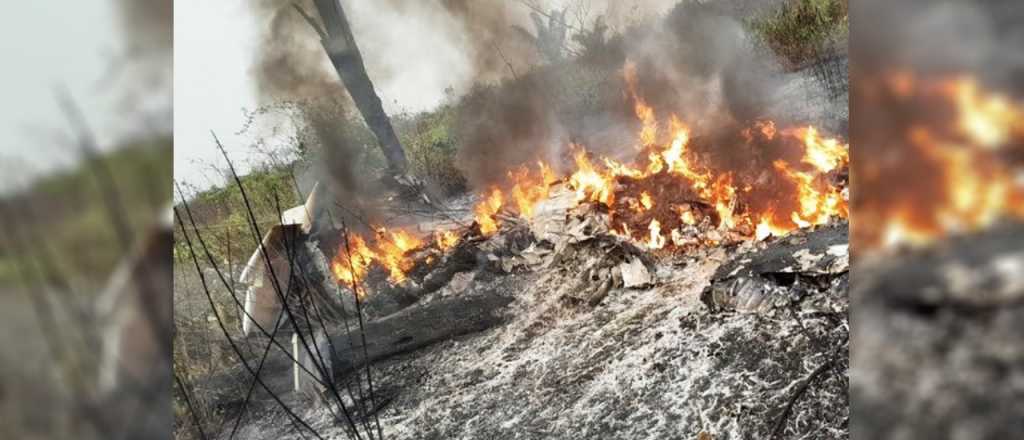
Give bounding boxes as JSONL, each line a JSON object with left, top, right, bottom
{"left": 948, "top": 77, "right": 1024, "bottom": 148}
{"left": 330, "top": 226, "right": 425, "bottom": 290}
{"left": 509, "top": 162, "right": 555, "bottom": 219}
{"left": 463, "top": 61, "right": 850, "bottom": 250}
{"left": 639, "top": 192, "right": 653, "bottom": 210}
{"left": 625, "top": 62, "right": 658, "bottom": 147}
{"left": 475, "top": 188, "right": 504, "bottom": 236}
{"left": 568, "top": 148, "right": 615, "bottom": 206}
{"left": 755, "top": 214, "right": 793, "bottom": 241}
{"left": 331, "top": 234, "right": 376, "bottom": 293}
{"left": 559, "top": 113, "right": 848, "bottom": 248}
{"left": 374, "top": 227, "right": 423, "bottom": 284}
{"left": 855, "top": 72, "right": 1024, "bottom": 250}
{"left": 435, "top": 230, "right": 460, "bottom": 252}
{"left": 773, "top": 160, "right": 846, "bottom": 228}
{"left": 795, "top": 126, "right": 848, "bottom": 173}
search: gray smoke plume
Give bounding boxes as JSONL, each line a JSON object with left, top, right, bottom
{"left": 113, "top": 0, "right": 172, "bottom": 53}
{"left": 109, "top": 0, "right": 173, "bottom": 134}
{"left": 248, "top": 0, "right": 374, "bottom": 214}
{"left": 852, "top": 0, "right": 1024, "bottom": 93}
{"left": 453, "top": 0, "right": 802, "bottom": 189}
{"left": 245, "top": 1, "right": 804, "bottom": 199}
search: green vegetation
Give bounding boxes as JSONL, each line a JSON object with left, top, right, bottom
{"left": 400, "top": 105, "right": 467, "bottom": 195}
{"left": 173, "top": 162, "right": 300, "bottom": 267}
{"left": 748, "top": 0, "right": 849, "bottom": 69}
{"left": 0, "top": 137, "right": 172, "bottom": 286}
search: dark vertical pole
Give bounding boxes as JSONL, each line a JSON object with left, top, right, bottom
{"left": 312, "top": 0, "right": 408, "bottom": 177}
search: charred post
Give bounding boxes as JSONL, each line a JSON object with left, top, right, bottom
{"left": 307, "top": 0, "right": 409, "bottom": 180}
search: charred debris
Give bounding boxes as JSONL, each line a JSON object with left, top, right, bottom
{"left": 180, "top": 174, "right": 849, "bottom": 438}
{"left": 175, "top": 1, "right": 851, "bottom": 438}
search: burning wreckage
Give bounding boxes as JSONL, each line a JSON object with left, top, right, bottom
{"left": 850, "top": 71, "right": 1024, "bottom": 438}
{"left": 224, "top": 94, "right": 851, "bottom": 438}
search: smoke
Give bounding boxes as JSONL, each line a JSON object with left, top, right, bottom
{"left": 113, "top": 0, "right": 172, "bottom": 53}
{"left": 454, "top": 73, "right": 566, "bottom": 189}
{"left": 246, "top": 0, "right": 535, "bottom": 213}
{"left": 248, "top": 0, "right": 371, "bottom": 213}
{"left": 453, "top": 0, "right": 797, "bottom": 189}
{"left": 246, "top": 0, "right": 803, "bottom": 202}
{"left": 850, "top": 3, "right": 1024, "bottom": 438}
{"left": 109, "top": 0, "right": 173, "bottom": 134}
{"left": 852, "top": 0, "right": 1024, "bottom": 90}
{"left": 251, "top": 1, "right": 346, "bottom": 102}
{"left": 250, "top": 0, "right": 538, "bottom": 110}
{"left": 849, "top": 0, "right": 1024, "bottom": 248}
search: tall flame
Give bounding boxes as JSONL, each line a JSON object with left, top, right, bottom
{"left": 330, "top": 226, "right": 426, "bottom": 290}
{"left": 856, "top": 72, "right": 1024, "bottom": 250}
{"left": 475, "top": 188, "right": 504, "bottom": 236}
{"left": 509, "top": 162, "right": 555, "bottom": 219}
{"left": 331, "top": 234, "right": 376, "bottom": 294}
{"left": 458, "top": 61, "right": 851, "bottom": 251}
{"left": 373, "top": 227, "right": 423, "bottom": 284}
{"left": 435, "top": 230, "right": 460, "bottom": 252}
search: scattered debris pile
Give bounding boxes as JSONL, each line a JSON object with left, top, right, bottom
{"left": 213, "top": 167, "right": 850, "bottom": 438}
{"left": 250, "top": 218, "right": 851, "bottom": 440}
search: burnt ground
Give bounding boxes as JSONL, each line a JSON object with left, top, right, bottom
{"left": 225, "top": 217, "right": 849, "bottom": 440}
{"left": 851, "top": 224, "right": 1024, "bottom": 439}
{"left": 207, "top": 8, "right": 851, "bottom": 435}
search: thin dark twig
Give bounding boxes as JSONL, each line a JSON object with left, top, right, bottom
{"left": 493, "top": 42, "right": 519, "bottom": 81}
{"left": 55, "top": 87, "right": 133, "bottom": 251}
{"left": 56, "top": 89, "right": 173, "bottom": 402}
{"left": 10, "top": 201, "right": 101, "bottom": 351}
{"left": 175, "top": 373, "right": 210, "bottom": 440}
{"left": 0, "top": 211, "right": 81, "bottom": 386}
{"left": 271, "top": 191, "right": 377, "bottom": 439}
{"left": 173, "top": 183, "right": 351, "bottom": 440}
{"left": 0, "top": 214, "right": 116, "bottom": 435}
{"left": 174, "top": 183, "right": 331, "bottom": 388}
{"left": 226, "top": 310, "right": 289, "bottom": 440}
{"left": 212, "top": 133, "right": 365, "bottom": 439}
{"left": 339, "top": 218, "right": 384, "bottom": 439}
{"left": 770, "top": 336, "right": 847, "bottom": 439}
{"left": 175, "top": 207, "right": 324, "bottom": 440}
{"left": 265, "top": 156, "right": 377, "bottom": 429}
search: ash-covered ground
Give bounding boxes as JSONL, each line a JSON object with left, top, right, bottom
{"left": 212, "top": 3, "right": 851, "bottom": 434}
{"left": 230, "top": 210, "right": 849, "bottom": 439}
{"left": 851, "top": 224, "right": 1024, "bottom": 439}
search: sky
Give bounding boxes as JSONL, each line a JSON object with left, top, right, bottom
{"left": 173, "top": 0, "right": 261, "bottom": 190}
{"left": 0, "top": 1, "right": 121, "bottom": 192}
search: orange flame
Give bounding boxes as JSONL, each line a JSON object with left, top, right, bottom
{"left": 475, "top": 188, "right": 504, "bottom": 236}
{"left": 435, "top": 230, "right": 460, "bottom": 252}
{"left": 374, "top": 227, "right": 423, "bottom": 284}
{"left": 569, "top": 148, "right": 616, "bottom": 206}
{"left": 793, "top": 126, "right": 848, "bottom": 173}
{"left": 640, "top": 191, "right": 653, "bottom": 210}
{"left": 330, "top": 226, "right": 426, "bottom": 290}
{"left": 464, "top": 62, "right": 850, "bottom": 251}
{"left": 625, "top": 61, "right": 658, "bottom": 147}
{"left": 509, "top": 163, "right": 554, "bottom": 219}
{"left": 856, "top": 72, "right": 1024, "bottom": 250}
{"left": 331, "top": 234, "right": 376, "bottom": 294}
{"left": 948, "top": 77, "right": 1024, "bottom": 148}
{"left": 561, "top": 111, "right": 847, "bottom": 248}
